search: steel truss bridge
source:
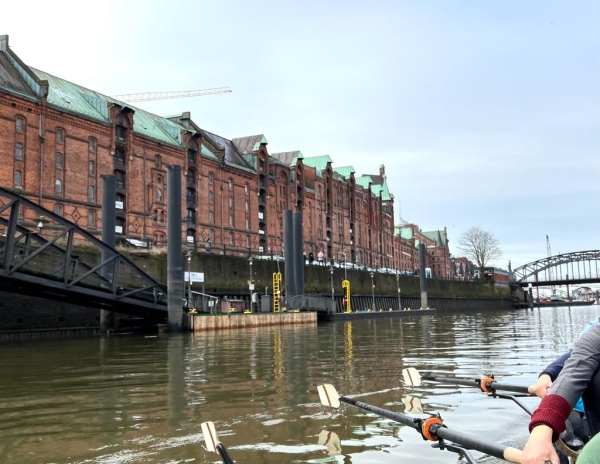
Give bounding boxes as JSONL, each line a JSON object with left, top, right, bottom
{"left": 511, "top": 250, "right": 600, "bottom": 288}
{"left": 0, "top": 188, "right": 167, "bottom": 317}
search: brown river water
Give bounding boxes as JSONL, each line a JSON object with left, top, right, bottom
{"left": 0, "top": 305, "right": 597, "bottom": 464}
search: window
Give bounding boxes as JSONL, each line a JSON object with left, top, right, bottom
{"left": 14, "top": 170, "right": 22, "bottom": 188}
{"left": 157, "top": 175, "right": 163, "bottom": 185}
{"left": 159, "top": 211, "right": 165, "bottom": 223}
{"left": 209, "top": 191, "right": 213, "bottom": 204}
{"left": 15, "top": 117, "right": 24, "bottom": 132}
{"left": 229, "top": 215, "right": 233, "bottom": 227}
{"left": 153, "top": 209, "right": 158, "bottom": 222}
{"left": 228, "top": 178, "right": 233, "bottom": 190}
{"left": 15, "top": 143, "right": 23, "bottom": 160}
{"left": 186, "top": 187, "right": 196, "bottom": 203}
{"left": 245, "top": 200, "right": 249, "bottom": 212}
{"left": 228, "top": 197, "right": 233, "bottom": 209}
{"left": 155, "top": 154, "right": 161, "bottom": 169}
{"left": 188, "top": 148, "right": 197, "bottom": 165}
{"left": 208, "top": 172, "right": 214, "bottom": 184}
{"left": 115, "top": 170, "right": 125, "bottom": 188}
{"left": 209, "top": 211, "right": 214, "bottom": 224}
{"left": 88, "top": 210, "right": 96, "bottom": 228}
{"left": 88, "top": 185, "right": 95, "bottom": 201}
{"left": 186, "top": 208, "right": 196, "bottom": 223}
{"left": 55, "top": 179, "right": 62, "bottom": 195}
{"left": 245, "top": 183, "right": 249, "bottom": 195}
{"left": 210, "top": 229, "right": 215, "bottom": 242}
{"left": 246, "top": 235, "right": 250, "bottom": 247}
{"left": 245, "top": 217, "right": 250, "bottom": 230}
{"left": 115, "top": 148, "right": 125, "bottom": 164}
{"left": 56, "top": 152, "right": 63, "bottom": 169}
{"left": 157, "top": 188, "right": 163, "bottom": 203}
{"left": 116, "top": 124, "right": 127, "bottom": 141}
{"left": 56, "top": 129, "right": 64, "bottom": 144}
{"left": 229, "top": 232, "right": 234, "bottom": 245}
{"left": 88, "top": 138, "right": 96, "bottom": 152}
{"left": 54, "top": 204, "right": 63, "bottom": 216}
{"left": 88, "top": 161, "right": 95, "bottom": 176}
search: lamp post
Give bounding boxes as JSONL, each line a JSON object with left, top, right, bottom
{"left": 330, "top": 266, "right": 335, "bottom": 311}
{"left": 396, "top": 272, "right": 401, "bottom": 310}
{"left": 249, "top": 257, "right": 254, "bottom": 312}
{"left": 370, "top": 271, "right": 375, "bottom": 311}
{"left": 187, "top": 250, "right": 192, "bottom": 309}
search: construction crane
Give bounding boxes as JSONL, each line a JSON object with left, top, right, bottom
{"left": 111, "top": 86, "right": 232, "bottom": 103}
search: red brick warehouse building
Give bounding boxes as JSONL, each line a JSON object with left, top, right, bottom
{"left": 0, "top": 34, "right": 452, "bottom": 274}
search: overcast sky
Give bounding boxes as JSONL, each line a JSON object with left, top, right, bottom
{"left": 2, "top": 0, "right": 598, "bottom": 268}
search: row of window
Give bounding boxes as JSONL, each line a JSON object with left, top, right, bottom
{"left": 14, "top": 144, "right": 97, "bottom": 175}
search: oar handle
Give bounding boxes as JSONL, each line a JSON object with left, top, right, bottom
{"left": 341, "top": 396, "right": 420, "bottom": 431}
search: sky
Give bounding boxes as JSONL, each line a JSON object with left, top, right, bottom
{"left": 1, "top": 0, "right": 598, "bottom": 268}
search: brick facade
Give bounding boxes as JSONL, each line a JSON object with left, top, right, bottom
{"left": 0, "top": 34, "right": 453, "bottom": 275}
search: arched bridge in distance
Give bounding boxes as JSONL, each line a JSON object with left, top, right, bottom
{"left": 0, "top": 187, "right": 168, "bottom": 318}
{"left": 510, "top": 250, "right": 600, "bottom": 288}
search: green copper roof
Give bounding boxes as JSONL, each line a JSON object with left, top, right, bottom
{"left": 355, "top": 176, "right": 372, "bottom": 190}
{"left": 302, "top": 155, "right": 333, "bottom": 174}
{"left": 31, "top": 68, "right": 185, "bottom": 148}
{"left": 333, "top": 166, "right": 355, "bottom": 180}
{"left": 201, "top": 144, "right": 219, "bottom": 161}
{"left": 354, "top": 175, "right": 392, "bottom": 200}
{"left": 399, "top": 227, "right": 414, "bottom": 240}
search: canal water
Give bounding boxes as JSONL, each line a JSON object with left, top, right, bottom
{"left": 0, "top": 305, "right": 597, "bottom": 464}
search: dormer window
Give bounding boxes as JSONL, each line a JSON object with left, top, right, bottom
{"left": 115, "top": 148, "right": 125, "bottom": 164}
{"left": 115, "top": 114, "right": 129, "bottom": 142}
{"left": 188, "top": 140, "right": 198, "bottom": 166}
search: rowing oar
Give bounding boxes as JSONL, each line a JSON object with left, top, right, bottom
{"left": 317, "top": 383, "right": 522, "bottom": 463}
{"left": 402, "top": 367, "right": 534, "bottom": 395}
{"left": 201, "top": 421, "right": 235, "bottom": 464}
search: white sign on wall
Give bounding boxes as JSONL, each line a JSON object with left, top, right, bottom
{"left": 184, "top": 272, "right": 205, "bottom": 283}
{"left": 115, "top": 201, "right": 124, "bottom": 210}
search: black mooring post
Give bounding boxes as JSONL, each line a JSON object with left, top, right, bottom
{"left": 284, "top": 209, "right": 296, "bottom": 298}
{"left": 293, "top": 211, "right": 304, "bottom": 297}
{"left": 101, "top": 175, "right": 116, "bottom": 332}
{"left": 419, "top": 243, "right": 428, "bottom": 309}
{"left": 167, "top": 165, "right": 185, "bottom": 331}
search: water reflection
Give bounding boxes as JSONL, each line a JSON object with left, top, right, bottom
{"left": 0, "top": 305, "right": 596, "bottom": 463}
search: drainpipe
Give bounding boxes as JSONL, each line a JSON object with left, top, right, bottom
{"left": 142, "top": 145, "right": 147, "bottom": 241}
{"left": 38, "top": 111, "right": 44, "bottom": 205}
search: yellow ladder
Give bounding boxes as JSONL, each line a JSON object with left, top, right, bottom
{"left": 342, "top": 279, "right": 351, "bottom": 313}
{"left": 273, "top": 272, "right": 282, "bottom": 312}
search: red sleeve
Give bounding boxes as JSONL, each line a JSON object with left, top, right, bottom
{"left": 528, "top": 394, "right": 572, "bottom": 442}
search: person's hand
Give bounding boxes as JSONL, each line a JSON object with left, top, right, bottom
{"left": 521, "top": 425, "right": 559, "bottom": 464}
{"left": 529, "top": 374, "right": 552, "bottom": 398}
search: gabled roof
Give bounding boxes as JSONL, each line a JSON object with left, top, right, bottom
{"left": 271, "top": 151, "right": 303, "bottom": 167}
{"left": 333, "top": 166, "right": 355, "bottom": 180}
{"left": 203, "top": 131, "right": 254, "bottom": 170}
{"left": 0, "top": 51, "right": 37, "bottom": 98}
{"left": 231, "top": 134, "right": 268, "bottom": 154}
{"left": 302, "top": 155, "right": 332, "bottom": 174}
{"left": 355, "top": 175, "right": 392, "bottom": 200}
{"left": 421, "top": 230, "right": 448, "bottom": 247}
{"left": 398, "top": 227, "right": 414, "bottom": 240}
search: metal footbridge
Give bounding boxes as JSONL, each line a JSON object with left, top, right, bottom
{"left": 0, "top": 188, "right": 167, "bottom": 317}
{"left": 511, "top": 250, "right": 600, "bottom": 287}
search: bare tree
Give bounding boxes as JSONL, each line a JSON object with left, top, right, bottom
{"left": 457, "top": 227, "right": 502, "bottom": 271}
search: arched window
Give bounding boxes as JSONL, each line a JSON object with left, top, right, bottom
{"left": 55, "top": 178, "right": 62, "bottom": 195}
{"left": 157, "top": 175, "right": 163, "bottom": 185}
{"left": 159, "top": 211, "right": 165, "bottom": 223}
{"left": 245, "top": 183, "right": 249, "bottom": 195}
{"left": 88, "top": 161, "right": 95, "bottom": 176}
{"left": 88, "top": 185, "right": 95, "bottom": 201}
{"left": 228, "top": 178, "right": 233, "bottom": 190}
{"left": 208, "top": 172, "right": 214, "bottom": 184}
{"left": 56, "top": 129, "right": 64, "bottom": 144}
{"left": 14, "top": 170, "right": 22, "bottom": 188}
{"left": 15, "top": 143, "right": 23, "bottom": 160}
{"left": 229, "top": 231, "right": 234, "bottom": 245}
{"left": 56, "top": 152, "right": 63, "bottom": 169}
{"left": 88, "top": 138, "right": 96, "bottom": 153}
{"left": 54, "top": 204, "right": 63, "bottom": 216}
{"left": 15, "top": 117, "right": 24, "bottom": 132}
{"left": 153, "top": 209, "right": 158, "bottom": 222}
{"left": 155, "top": 154, "right": 161, "bottom": 169}
{"left": 246, "top": 235, "right": 250, "bottom": 247}
{"left": 157, "top": 188, "right": 163, "bottom": 203}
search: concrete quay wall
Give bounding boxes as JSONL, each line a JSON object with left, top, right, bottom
{"left": 191, "top": 312, "right": 317, "bottom": 332}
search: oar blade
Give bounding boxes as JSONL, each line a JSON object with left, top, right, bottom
{"left": 402, "top": 367, "right": 422, "bottom": 387}
{"left": 201, "top": 421, "right": 219, "bottom": 453}
{"left": 317, "top": 384, "right": 341, "bottom": 408}
{"left": 318, "top": 430, "right": 342, "bottom": 456}
{"left": 402, "top": 395, "right": 424, "bottom": 414}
